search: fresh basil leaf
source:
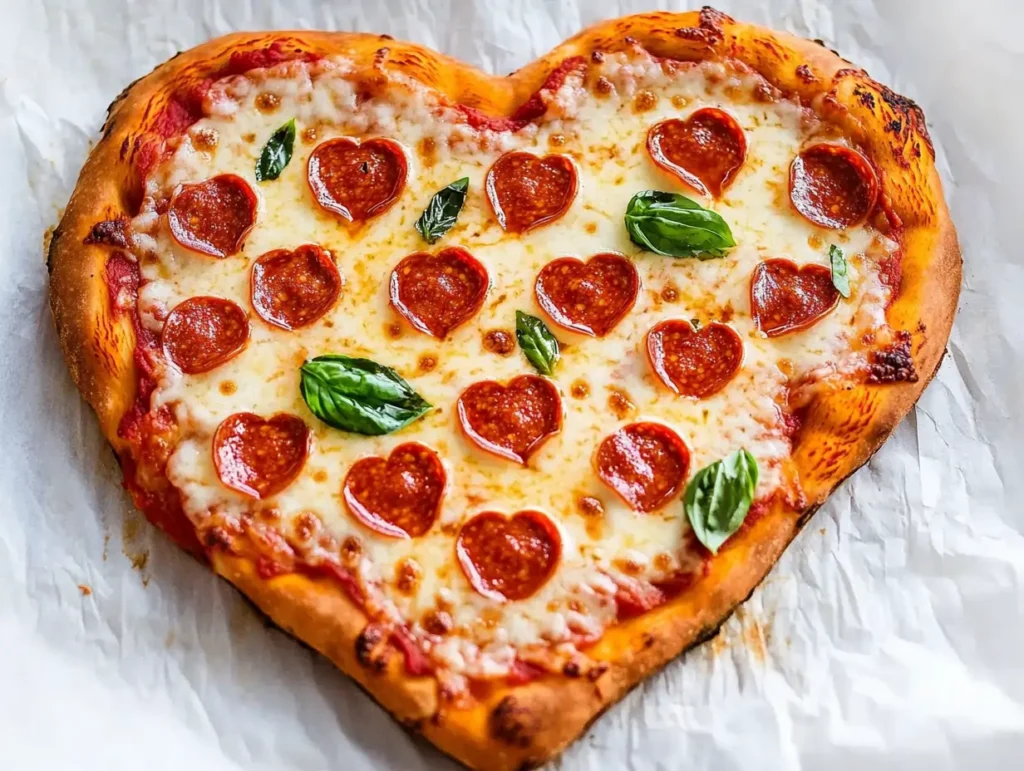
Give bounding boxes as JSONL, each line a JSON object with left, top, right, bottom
{"left": 829, "top": 244, "right": 851, "bottom": 299}
{"left": 684, "top": 448, "right": 758, "bottom": 554}
{"left": 415, "top": 177, "right": 469, "bottom": 244}
{"left": 516, "top": 311, "right": 560, "bottom": 376}
{"left": 624, "top": 190, "right": 736, "bottom": 259}
{"left": 299, "top": 354, "right": 431, "bottom": 435}
{"left": 255, "top": 118, "right": 296, "bottom": 182}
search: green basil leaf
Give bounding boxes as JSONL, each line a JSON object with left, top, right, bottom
{"left": 684, "top": 448, "right": 758, "bottom": 554}
{"left": 255, "top": 118, "right": 296, "bottom": 182}
{"left": 415, "top": 177, "right": 470, "bottom": 244}
{"left": 624, "top": 190, "right": 736, "bottom": 259}
{"left": 515, "top": 311, "right": 560, "bottom": 376}
{"left": 299, "top": 354, "right": 431, "bottom": 435}
{"left": 829, "top": 244, "right": 851, "bottom": 299}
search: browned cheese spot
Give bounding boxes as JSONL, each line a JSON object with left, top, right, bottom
{"left": 396, "top": 557, "right": 422, "bottom": 594}
{"left": 255, "top": 92, "right": 281, "bottom": 112}
{"left": 633, "top": 89, "right": 658, "bottom": 112}
{"left": 607, "top": 386, "right": 635, "bottom": 419}
{"left": 483, "top": 329, "right": 515, "bottom": 356}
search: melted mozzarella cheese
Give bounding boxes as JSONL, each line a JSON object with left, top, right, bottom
{"left": 130, "top": 52, "right": 892, "bottom": 677}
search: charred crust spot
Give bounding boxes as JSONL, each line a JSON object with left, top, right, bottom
{"left": 795, "top": 64, "right": 816, "bottom": 83}
{"left": 373, "top": 47, "right": 391, "bottom": 68}
{"left": 859, "top": 81, "right": 935, "bottom": 160}
{"left": 355, "top": 624, "right": 389, "bottom": 672}
{"left": 379, "top": 33, "right": 394, "bottom": 41}
{"left": 590, "top": 51, "right": 605, "bottom": 64}
{"left": 490, "top": 696, "right": 538, "bottom": 748}
{"left": 813, "top": 38, "right": 843, "bottom": 58}
{"left": 563, "top": 660, "right": 582, "bottom": 677}
{"left": 642, "top": 632, "right": 656, "bottom": 649}
{"left": 400, "top": 716, "right": 424, "bottom": 733}
{"left": 854, "top": 85, "right": 876, "bottom": 110}
{"left": 119, "top": 137, "right": 130, "bottom": 160}
{"left": 675, "top": 8, "right": 727, "bottom": 46}
{"left": 868, "top": 331, "right": 919, "bottom": 384}
{"left": 202, "top": 527, "right": 233, "bottom": 550}
{"left": 587, "top": 662, "right": 609, "bottom": 681}
{"left": 84, "top": 217, "right": 130, "bottom": 248}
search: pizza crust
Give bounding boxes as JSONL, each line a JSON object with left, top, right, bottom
{"left": 48, "top": 8, "right": 960, "bottom": 770}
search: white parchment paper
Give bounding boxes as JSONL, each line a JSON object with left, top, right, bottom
{"left": 2, "top": 1, "right": 1023, "bottom": 769}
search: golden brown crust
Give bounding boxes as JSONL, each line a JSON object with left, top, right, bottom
{"left": 49, "top": 8, "right": 960, "bottom": 770}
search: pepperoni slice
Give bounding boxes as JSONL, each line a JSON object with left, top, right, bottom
{"left": 595, "top": 422, "right": 690, "bottom": 512}
{"left": 646, "top": 109, "right": 747, "bottom": 198}
{"left": 750, "top": 258, "right": 840, "bottom": 337}
{"left": 646, "top": 320, "right": 743, "bottom": 398}
{"left": 167, "top": 174, "right": 257, "bottom": 258}
{"left": 390, "top": 247, "right": 489, "bottom": 339}
{"left": 162, "top": 296, "right": 250, "bottom": 374}
{"left": 535, "top": 253, "right": 639, "bottom": 337}
{"left": 457, "top": 375, "right": 562, "bottom": 465}
{"left": 789, "top": 143, "right": 879, "bottom": 229}
{"left": 485, "top": 152, "right": 578, "bottom": 233}
{"left": 212, "top": 412, "right": 310, "bottom": 499}
{"left": 307, "top": 137, "right": 407, "bottom": 222}
{"left": 251, "top": 244, "right": 342, "bottom": 330}
{"left": 456, "top": 510, "right": 561, "bottom": 602}
{"left": 342, "top": 443, "right": 446, "bottom": 538}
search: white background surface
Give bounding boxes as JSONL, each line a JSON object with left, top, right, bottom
{"left": 2, "top": 1, "right": 1024, "bottom": 769}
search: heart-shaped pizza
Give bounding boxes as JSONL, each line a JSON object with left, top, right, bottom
{"left": 48, "top": 8, "right": 960, "bottom": 770}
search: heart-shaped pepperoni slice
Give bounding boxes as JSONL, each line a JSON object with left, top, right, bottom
{"left": 596, "top": 422, "right": 690, "bottom": 512}
{"left": 251, "top": 244, "right": 342, "bottom": 330}
{"left": 646, "top": 320, "right": 743, "bottom": 398}
{"left": 212, "top": 412, "right": 310, "bottom": 499}
{"left": 390, "top": 247, "right": 489, "bottom": 339}
{"left": 535, "top": 253, "right": 640, "bottom": 337}
{"left": 789, "top": 143, "right": 878, "bottom": 229}
{"left": 307, "top": 137, "right": 407, "bottom": 222}
{"left": 750, "top": 258, "right": 840, "bottom": 337}
{"left": 456, "top": 510, "right": 561, "bottom": 602}
{"left": 162, "top": 296, "right": 250, "bottom": 374}
{"left": 457, "top": 375, "right": 562, "bottom": 465}
{"left": 168, "top": 174, "right": 257, "bottom": 258}
{"left": 485, "top": 151, "right": 578, "bottom": 233}
{"left": 646, "top": 109, "right": 747, "bottom": 198}
{"left": 343, "top": 443, "right": 446, "bottom": 538}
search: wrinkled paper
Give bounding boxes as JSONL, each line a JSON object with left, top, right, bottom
{"left": 2, "top": 0, "right": 1023, "bottom": 769}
